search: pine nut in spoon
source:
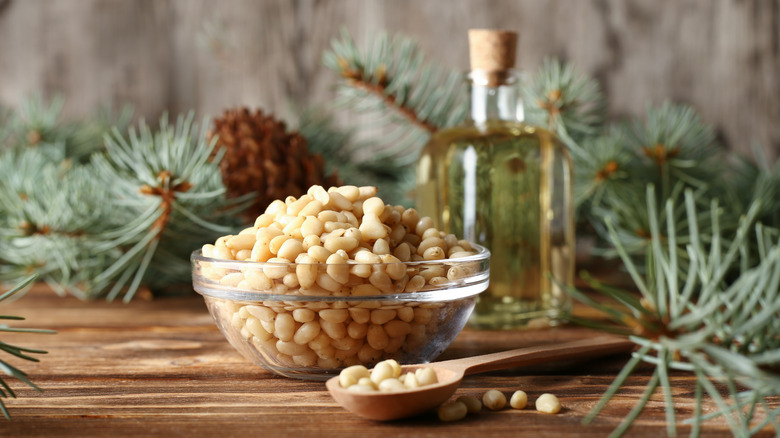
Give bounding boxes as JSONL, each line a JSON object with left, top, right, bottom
{"left": 325, "top": 336, "right": 634, "bottom": 421}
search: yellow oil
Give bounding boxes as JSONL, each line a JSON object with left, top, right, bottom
{"left": 416, "top": 121, "right": 574, "bottom": 329}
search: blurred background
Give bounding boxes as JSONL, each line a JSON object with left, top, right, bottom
{"left": 0, "top": 0, "right": 778, "bottom": 161}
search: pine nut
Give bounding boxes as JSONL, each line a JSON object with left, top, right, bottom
{"left": 343, "top": 227, "right": 363, "bottom": 242}
{"left": 423, "top": 246, "right": 446, "bottom": 260}
{"left": 287, "top": 195, "right": 312, "bottom": 216}
{"left": 254, "top": 213, "right": 275, "bottom": 228}
{"left": 274, "top": 313, "right": 296, "bottom": 342}
{"left": 354, "top": 249, "right": 382, "bottom": 264}
{"left": 350, "top": 263, "right": 373, "bottom": 278}
{"left": 245, "top": 317, "right": 272, "bottom": 341}
{"left": 246, "top": 305, "right": 276, "bottom": 322}
{"left": 277, "top": 339, "right": 310, "bottom": 356}
{"left": 269, "top": 235, "right": 290, "bottom": 255}
{"left": 369, "top": 360, "right": 395, "bottom": 385}
{"left": 420, "top": 266, "right": 446, "bottom": 281}
{"left": 396, "top": 306, "right": 414, "bottom": 322}
{"left": 372, "top": 238, "right": 390, "bottom": 255}
{"left": 405, "top": 275, "right": 426, "bottom": 292}
{"left": 282, "top": 272, "right": 300, "bottom": 288}
{"left": 392, "top": 241, "right": 411, "bottom": 261}
{"left": 388, "top": 224, "right": 406, "bottom": 245}
{"left": 457, "top": 395, "right": 482, "bottom": 413}
{"left": 339, "top": 365, "right": 370, "bottom": 388}
{"left": 327, "top": 191, "right": 352, "bottom": 210}
{"left": 317, "top": 209, "right": 339, "bottom": 223}
{"left": 213, "top": 245, "right": 233, "bottom": 260}
{"left": 308, "top": 332, "right": 331, "bottom": 351}
{"left": 301, "top": 216, "right": 324, "bottom": 237}
{"left": 295, "top": 256, "right": 318, "bottom": 288}
{"left": 299, "top": 199, "right": 324, "bottom": 217}
{"left": 263, "top": 258, "right": 289, "bottom": 279}
{"left": 324, "top": 235, "right": 359, "bottom": 253}
{"left": 347, "top": 321, "right": 368, "bottom": 339}
{"left": 383, "top": 319, "right": 412, "bottom": 337}
{"left": 320, "top": 320, "right": 347, "bottom": 340}
{"left": 346, "top": 384, "right": 375, "bottom": 393}
{"left": 292, "top": 351, "right": 318, "bottom": 367}
{"left": 370, "top": 308, "right": 396, "bottom": 325}
{"left": 535, "top": 393, "right": 561, "bottom": 414}
{"left": 307, "top": 245, "right": 332, "bottom": 263}
{"left": 316, "top": 272, "right": 342, "bottom": 292}
{"left": 357, "top": 344, "right": 382, "bottom": 363}
{"left": 415, "top": 216, "right": 434, "bottom": 236}
{"left": 510, "top": 390, "right": 528, "bottom": 409}
{"left": 319, "top": 308, "right": 349, "bottom": 324}
{"left": 293, "top": 320, "right": 321, "bottom": 345}
{"left": 361, "top": 197, "right": 385, "bottom": 216}
{"left": 348, "top": 307, "right": 370, "bottom": 324}
{"left": 421, "top": 227, "right": 441, "bottom": 240}
{"left": 415, "top": 367, "right": 438, "bottom": 386}
{"left": 331, "top": 335, "right": 360, "bottom": 352}
{"left": 378, "top": 378, "right": 405, "bottom": 392}
{"left": 357, "top": 186, "right": 378, "bottom": 200}
{"left": 401, "top": 208, "right": 419, "bottom": 229}
{"left": 368, "top": 270, "right": 393, "bottom": 293}
{"left": 438, "top": 401, "right": 468, "bottom": 422}
{"left": 292, "top": 308, "right": 315, "bottom": 323}
{"left": 335, "top": 185, "right": 360, "bottom": 202}
{"left": 483, "top": 390, "right": 507, "bottom": 410}
{"left": 244, "top": 269, "right": 273, "bottom": 291}
{"left": 227, "top": 233, "right": 256, "bottom": 251}
{"left": 359, "top": 213, "right": 387, "bottom": 240}
{"left": 366, "top": 324, "right": 389, "bottom": 350}
{"left": 265, "top": 199, "right": 286, "bottom": 216}
{"left": 351, "top": 283, "right": 381, "bottom": 296}
{"left": 277, "top": 238, "right": 304, "bottom": 261}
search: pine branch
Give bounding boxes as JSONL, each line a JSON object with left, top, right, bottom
{"left": 574, "top": 102, "right": 754, "bottom": 265}
{"left": 90, "top": 112, "right": 247, "bottom": 301}
{"left": 570, "top": 126, "right": 633, "bottom": 209}
{"left": 0, "top": 275, "right": 55, "bottom": 420}
{"left": 1, "top": 98, "right": 248, "bottom": 301}
{"left": 322, "top": 29, "right": 467, "bottom": 164}
{"left": 571, "top": 187, "right": 780, "bottom": 437}
{"left": 0, "top": 94, "right": 130, "bottom": 163}
{"left": 0, "top": 148, "right": 124, "bottom": 296}
{"left": 626, "top": 102, "right": 722, "bottom": 200}
{"left": 521, "top": 58, "right": 606, "bottom": 145}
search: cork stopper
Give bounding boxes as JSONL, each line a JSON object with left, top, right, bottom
{"left": 468, "top": 29, "right": 517, "bottom": 86}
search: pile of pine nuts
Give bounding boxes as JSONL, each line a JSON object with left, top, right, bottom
{"left": 337, "top": 360, "right": 439, "bottom": 392}
{"left": 198, "top": 185, "right": 480, "bottom": 370}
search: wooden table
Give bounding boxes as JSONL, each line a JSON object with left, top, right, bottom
{"left": 0, "top": 284, "right": 774, "bottom": 437}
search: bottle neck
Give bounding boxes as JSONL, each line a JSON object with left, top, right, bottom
{"left": 468, "top": 70, "right": 524, "bottom": 125}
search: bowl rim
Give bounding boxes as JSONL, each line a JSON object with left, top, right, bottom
{"left": 191, "top": 244, "right": 490, "bottom": 302}
{"left": 191, "top": 243, "right": 490, "bottom": 267}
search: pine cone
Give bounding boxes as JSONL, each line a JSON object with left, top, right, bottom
{"left": 209, "top": 107, "right": 341, "bottom": 220}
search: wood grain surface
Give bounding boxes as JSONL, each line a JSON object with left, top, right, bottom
{"left": 0, "top": 0, "right": 778, "bottom": 162}
{"left": 0, "top": 284, "right": 775, "bottom": 437}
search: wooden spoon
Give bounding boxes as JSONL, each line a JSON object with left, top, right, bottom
{"left": 325, "top": 335, "right": 634, "bottom": 421}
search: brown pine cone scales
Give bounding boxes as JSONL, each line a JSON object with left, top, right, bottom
{"left": 209, "top": 107, "right": 341, "bottom": 220}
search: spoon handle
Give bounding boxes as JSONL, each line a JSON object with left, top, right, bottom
{"left": 438, "top": 336, "right": 634, "bottom": 376}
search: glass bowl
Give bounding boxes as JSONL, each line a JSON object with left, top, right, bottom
{"left": 191, "top": 245, "right": 490, "bottom": 380}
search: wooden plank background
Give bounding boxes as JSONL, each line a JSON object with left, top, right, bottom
{"left": 0, "top": 0, "right": 778, "bottom": 162}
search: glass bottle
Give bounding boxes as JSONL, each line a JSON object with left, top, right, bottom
{"left": 415, "top": 30, "right": 574, "bottom": 329}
